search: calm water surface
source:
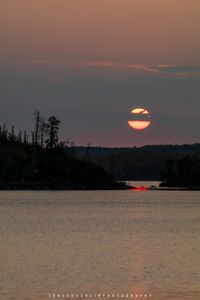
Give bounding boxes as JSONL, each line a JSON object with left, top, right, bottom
{"left": 0, "top": 185, "right": 200, "bottom": 300}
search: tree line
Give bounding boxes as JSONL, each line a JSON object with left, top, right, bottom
{"left": 160, "top": 154, "right": 200, "bottom": 187}
{"left": 0, "top": 111, "right": 128, "bottom": 189}
{"left": 0, "top": 110, "right": 61, "bottom": 150}
{"left": 75, "top": 146, "right": 200, "bottom": 186}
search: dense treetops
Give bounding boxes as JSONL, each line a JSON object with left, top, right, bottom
{"left": 160, "top": 154, "right": 200, "bottom": 187}
{"left": 74, "top": 145, "right": 200, "bottom": 183}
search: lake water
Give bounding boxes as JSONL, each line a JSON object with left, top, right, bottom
{"left": 0, "top": 184, "right": 200, "bottom": 300}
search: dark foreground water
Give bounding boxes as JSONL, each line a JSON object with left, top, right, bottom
{"left": 0, "top": 185, "right": 200, "bottom": 299}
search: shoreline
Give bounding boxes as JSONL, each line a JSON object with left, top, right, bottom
{"left": 0, "top": 182, "right": 199, "bottom": 191}
{"left": 0, "top": 182, "right": 132, "bottom": 191}
{"left": 149, "top": 186, "right": 200, "bottom": 191}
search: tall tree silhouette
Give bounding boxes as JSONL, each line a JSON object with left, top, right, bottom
{"left": 33, "top": 110, "right": 41, "bottom": 145}
{"left": 45, "top": 116, "right": 60, "bottom": 150}
{"left": 39, "top": 117, "right": 46, "bottom": 148}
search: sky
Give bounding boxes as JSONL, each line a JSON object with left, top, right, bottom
{"left": 0, "top": 0, "right": 200, "bottom": 147}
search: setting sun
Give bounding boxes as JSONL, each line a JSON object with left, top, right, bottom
{"left": 128, "top": 107, "right": 151, "bottom": 130}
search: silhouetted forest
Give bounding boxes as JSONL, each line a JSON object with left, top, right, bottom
{"left": 69, "top": 145, "right": 200, "bottom": 186}
{"left": 0, "top": 111, "right": 128, "bottom": 190}
{"left": 1, "top": 112, "right": 200, "bottom": 189}
{"left": 160, "top": 154, "right": 200, "bottom": 188}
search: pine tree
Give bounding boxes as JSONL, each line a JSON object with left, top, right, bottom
{"left": 33, "top": 110, "right": 41, "bottom": 145}
{"left": 45, "top": 116, "right": 60, "bottom": 150}
{"left": 40, "top": 117, "right": 46, "bottom": 148}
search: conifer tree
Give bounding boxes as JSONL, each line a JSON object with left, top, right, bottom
{"left": 45, "top": 116, "right": 60, "bottom": 150}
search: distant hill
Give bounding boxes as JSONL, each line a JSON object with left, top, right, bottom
{"left": 72, "top": 143, "right": 200, "bottom": 155}
{"left": 67, "top": 144, "right": 200, "bottom": 180}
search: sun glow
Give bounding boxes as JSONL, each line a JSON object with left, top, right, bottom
{"left": 128, "top": 120, "right": 151, "bottom": 130}
{"left": 128, "top": 107, "right": 151, "bottom": 130}
{"left": 131, "top": 108, "right": 149, "bottom": 114}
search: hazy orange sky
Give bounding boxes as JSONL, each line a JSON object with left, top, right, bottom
{"left": 0, "top": 0, "right": 200, "bottom": 146}
{"left": 1, "top": 0, "right": 200, "bottom": 64}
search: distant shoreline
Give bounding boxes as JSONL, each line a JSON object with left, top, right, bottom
{"left": 0, "top": 181, "right": 132, "bottom": 191}
{"left": 0, "top": 185, "right": 199, "bottom": 191}
{"left": 149, "top": 186, "right": 200, "bottom": 191}
{"left": 132, "top": 186, "right": 200, "bottom": 191}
